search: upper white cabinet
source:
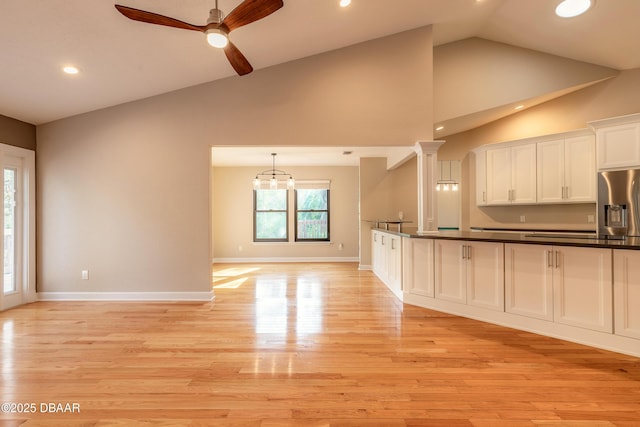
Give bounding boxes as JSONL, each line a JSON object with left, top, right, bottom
{"left": 476, "top": 129, "right": 598, "bottom": 206}
{"left": 486, "top": 143, "right": 537, "bottom": 205}
{"left": 473, "top": 148, "right": 487, "bottom": 206}
{"left": 537, "top": 133, "right": 596, "bottom": 203}
{"left": 589, "top": 113, "right": 640, "bottom": 170}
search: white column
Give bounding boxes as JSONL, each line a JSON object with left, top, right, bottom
{"left": 414, "top": 141, "right": 445, "bottom": 234}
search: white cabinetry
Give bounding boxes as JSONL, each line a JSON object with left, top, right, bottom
{"left": 613, "top": 250, "right": 640, "bottom": 340}
{"left": 474, "top": 148, "right": 487, "bottom": 206}
{"left": 486, "top": 143, "right": 536, "bottom": 205}
{"left": 434, "top": 240, "right": 504, "bottom": 311}
{"left": 589, "top": 113, "right": 640, "bottom": 170}
{"left": 372, "top": 230, "right": 402, "bottom": 300}
{"left": 505, "top": 244, "right": 612, "bottom": 332}
{"left": 402, "top": 238, "right": 434, "bottom": 298}
{"left": 505, "top": 244, "right": 554, "bottom": 321}
{"left": 537, "top": 134, "right": 596, "bottom": 203}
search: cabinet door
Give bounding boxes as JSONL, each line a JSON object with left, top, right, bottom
{"left": 372, "top": 231, "right": 386, "bottom": 279}
{"left": 434, "top": 240, "right": 467, "bottom": 304}
{"left": 475, "top": 150, "right": 487, "bottom": 206}
{"left": 613, "top": 250, "right": 640, "bottom": 339}
{"left": 505, "top": 244, "right": 554, "bottom": 321}
{"left": 387, "top": 235, "right": 403, "bottom": 298}
{"left": 597, "top": 123, "right": 640, "bottom": 170}
{"left": 510, "top": 144, "right": 537, "bottom": 204}
{"left": 553, "top": 246, "right": 612, "bottom": 333}
{"left": 402, "top": 238, "right": 434, "bottom": 297}
{"left": 564, "top": 135, "right": 596, "bottom": 202}
{"left": 486, "top": 147, "right": 512, "bottom": 205}
{"left": 466, "top": 242, "right": 505, "bottom": 312}
{"left": 537, "top": 139, "right": 565, "bottom": 203}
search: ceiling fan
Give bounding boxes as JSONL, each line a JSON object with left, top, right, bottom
{"left": 114, "top": 0, "right": 284, "bottom": 76}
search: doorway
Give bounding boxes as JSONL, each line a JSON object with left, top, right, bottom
{"left": 0, "top": 144, "right": 35, "bottom": 311}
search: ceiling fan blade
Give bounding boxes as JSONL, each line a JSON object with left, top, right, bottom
{"left": 115, "top": 5, "right": 206, "bottom": 32}
{"left": 224, "top": 41, "right": 254, "bottom": 76}
{"left": 221, "top": 0, "right": 284, "bottom": 33}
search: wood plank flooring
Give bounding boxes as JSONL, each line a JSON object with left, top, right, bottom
{"left": 1, "top": 262, "right": 639, "bottom": 426}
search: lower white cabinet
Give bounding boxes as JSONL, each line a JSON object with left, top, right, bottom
{"left": 434, "top": 240, "right": 504, "bottom": 311}
{"left": 505, "top": 244, "right": 554, "bottom": 321}
{"left": 613, "top": 250, "right": 640, "bottom": 340}
{"left": 402, "top": 238, "right": 434, "bottom": 298}
{"left": 372, "top": 230, "right": 402, "bottom": 299}
{"left": 505, "top": 244, "right": 613, "bottom": 332}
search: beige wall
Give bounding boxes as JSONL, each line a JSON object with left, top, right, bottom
{"left": 0, "top": 114, "right": 36, "bottom": 150}
{"left": 439, "top": 68, "right": 640, "bottom": 231}
{"left": 434, "top": 38, "right": 618, "bottom": 123}
{"left": 212, "top": 165, "right": 359, "bottom": 260}
{"left": 359, "top": 157, "right": 418, "bottom": 268}
{"left": 36, "top": 26, "right": 434, "bottom": 293}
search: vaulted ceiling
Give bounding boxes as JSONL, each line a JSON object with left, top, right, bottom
{"left": 2, "top": 0, "right": 639, "bottom": 128}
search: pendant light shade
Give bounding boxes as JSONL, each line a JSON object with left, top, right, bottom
{"left": 253, "top": 153, "right": 295, "bottom": 190}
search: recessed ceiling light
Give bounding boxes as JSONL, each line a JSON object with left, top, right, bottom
{"left": 555, "top": 0, "right": 593, "bottom": 18}
{"left": 339, "top": 0, "right": 351, "bottom": 7}
{"left": 515, "top": 105, "right": 524, "bottom": 110}
{"left": 63, "top": 66, "right": 79, "bottom": 75}
{"left": 435, "top": 126, "right": 444, "bottom": 131}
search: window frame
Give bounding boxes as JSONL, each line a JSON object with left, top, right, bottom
{"left": 294, "top": 188, "right": 330, "bottom": 242}
{"left": 253, "top": 189, "right": 289, "bottom": 242}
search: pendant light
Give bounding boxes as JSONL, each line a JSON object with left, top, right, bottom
{"left": 436, "top": 160, "right": 459, "bottom": 192}
{"left": 253, "top": 153, "right": 295, "bottom": 190}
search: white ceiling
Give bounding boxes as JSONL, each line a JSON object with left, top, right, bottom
{"left": 3, "top": 0, "right": 640, "bottom": 166}
{"left": 2, "top": 0, "right": 640, "bottom": 128}
{"left": 211, "top": 145, "right": 416, "bottom": 168}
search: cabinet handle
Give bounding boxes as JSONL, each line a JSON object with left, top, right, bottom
{"left": 555, "top": 250, "right": 560, "bottom": 268}
{"left": 483, "top": 191, "right": 486, "bottom": 202}
{"left": 381, "top": 235, "right": 385, "bottom": 246}
{"left": 374, "top": 234, "right": 377, "bottom": 243}
{"left": 391, "top": 239, "right": 396, "bottom": 250}
{"left": 461, "top": 245, "right": 466, "bottom": 260}
{"left": 547, "top": 250, "right": 553, "bottom": 268}
{"left": 467, "top": 245, "right": 472, "bottom": 260}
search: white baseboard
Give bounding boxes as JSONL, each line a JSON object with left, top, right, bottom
{"left": 358, "top": 264, "right": 372, "bottom": 271}
{"left": 37, "top": 291, "right": 215, "bottom": 302}
{"left": 213, "top": 257, "right": 360, "bottom": 263}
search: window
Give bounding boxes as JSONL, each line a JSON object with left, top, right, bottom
{"left": 295, "top": 188, "right": 329, "bottom": 241}
{"left": 254, "top": 189, "right": 288, "bottom": 242}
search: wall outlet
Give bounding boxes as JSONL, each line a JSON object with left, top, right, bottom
{"left": 588, "top": 215, "right": 595, "bottom": 223}
{"left": 81, "top": 270, "right": 89, "bottom": 280}
{"left": 520, "top": 215, "right": 526, "bottom": 223}
{"left": 238, "top": 245, "right": 243, "bottom": 252}
{"left": 338, "top": 243, "right": 344, "bottom": 251}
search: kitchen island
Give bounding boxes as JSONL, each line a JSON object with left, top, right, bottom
{"left": 371, "top": 228, "right": 640, "bottom": 357}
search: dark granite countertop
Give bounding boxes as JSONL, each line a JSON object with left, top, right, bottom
{"left": 373, "top": 227, "right": 640, "bottom": 250}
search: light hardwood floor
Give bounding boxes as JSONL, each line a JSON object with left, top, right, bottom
{"left": 1, "top": 262, "right": 639, "bottom": 426}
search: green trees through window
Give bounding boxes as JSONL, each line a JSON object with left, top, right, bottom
{"left": 253, "top": 187, "right": 330, "bottom": 242}
{"left": 296, "top": 189, "right": 329, "bottom": 241}
{"left": 254, "top": 189, "right": 288, "bottom": 241}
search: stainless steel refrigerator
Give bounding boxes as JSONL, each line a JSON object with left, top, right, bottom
{"left": 598, "top": 168, "right": 640, "bottom": 238}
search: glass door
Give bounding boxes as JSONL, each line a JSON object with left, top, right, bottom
{"left": 2, "top": 160, "right": 22, "bottom": 309}
{"left": 0, "top": 145, "right": 35, "bottom": 312}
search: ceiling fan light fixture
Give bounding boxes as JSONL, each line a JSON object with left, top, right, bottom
{"left": 206, "top": 28, "right": 229, "bottom": 48}
{"left": 555, "top": 0, "right": 593, "bottom": 18}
